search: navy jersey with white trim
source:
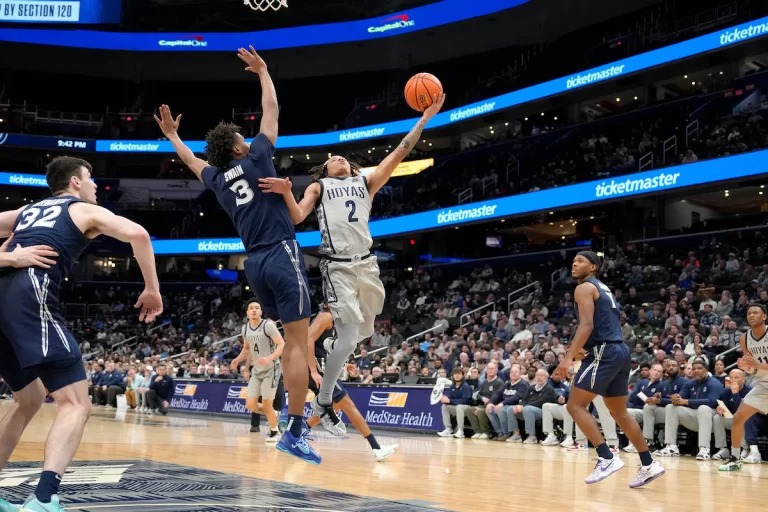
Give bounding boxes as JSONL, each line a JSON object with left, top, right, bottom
{"left": 0, "top": 195, "right": 90, "bottom": 286}
{"left": 575, "top": 277, "right": 623, "bottom": 348}
{"left": 200, "top": 134, "right": 295, "bottom": 252}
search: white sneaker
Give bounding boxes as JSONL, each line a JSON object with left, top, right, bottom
{"left": 477, "top": 433, "right": 489, "bottom": 440}
{"left": 471, "top": 433, "right": 481, "bottom": 439}
{"left": 560, "top": 436, "right": 575, "bottom": 448}
{"left": 310, "top": 396, "right": 346, "bottom": 437}
{"left": 623, "top": 443, "right": 638, "bottom": 453}
{"left": 712, "top": 448, "right": 731, "bottom": 460}
{"left": 567, "top": 443, "right": 589, "bottom": 452}
{"left": 453, "top": 430, "right": 465, "bottom": 439}
{"left": 507, "top": 433, "right": 523, "bottom": 443}
{"left": 104, "top": 405, "right": 113, "bottom": 409}
{"left": 437, "top": 428, "right": 454, "bottom": 437}
{"left": 741, "top": 448, "right": 751, "bottom": 460}
{"left": 743, "top": 451, "right": 763, "bottom": 464}
{"left": 373, "top": 445, "right": 399, "bottom": 462}
{"left": 147, "top": 410, "right": 153, "bottom": 416}
{"left": 265, "top": 431, "right": 279, "bottom": 444}
{"left": 541, "top": 433, "right": 560, "bottom": 446}
{"left": 523, "top": 435, "right": 538, "bottom": 444}
{"left": 696, "top": 447, "right": 710, "bottom": 461}
{"left": 629, "top": 460, "right": 665, "bottom": 488}
{"left": 585, "top": 455, "right": 625, "bottom": 484}
{"left": 653, "top": 445, "right": 679, "bottom": 457}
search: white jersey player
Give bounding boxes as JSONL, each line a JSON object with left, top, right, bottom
{"left": 259, "top": 92, "right": 446, "bottom": 435}
{"left": 718, "top": 303, "right": 768, "bottom": 471}
{"left": 231, "top": 298, "right": 285, "bottom": 443}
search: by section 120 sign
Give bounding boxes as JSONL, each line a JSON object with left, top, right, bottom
{"left": 0, "top": 0, "right": 121, "bottom": 23}
{"left": 149, "top": 148, "right": 768, "bottom": 255}
{"left": 91, "top": 16, "right": 768, "bottom": 152}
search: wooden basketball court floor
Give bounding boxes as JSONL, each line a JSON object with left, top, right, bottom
{"left": 0, "top": 402, "right": 765, "bottom": 512}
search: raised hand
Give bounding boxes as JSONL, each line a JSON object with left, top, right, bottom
{"left": 237, "top": 46, "right": 267, "bottom": 74}
{"left": 153, "top": 104, "right": 181, "bottom": 137}
{"left": 422, "top": 93, "right": 446, "bottom": 121}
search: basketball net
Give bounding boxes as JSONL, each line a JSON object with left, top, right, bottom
{"left": 244, "top": 0, "right": 288, "bottom": 11}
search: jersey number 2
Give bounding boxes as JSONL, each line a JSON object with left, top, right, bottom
{"left": 345, "top": 200, "right": 359, "bottom": 223}
{"left": 15, "top": 206, "right": 62, "bottom": 232}
{"left": 230, "top": 179, "right": 254, "bottom": 206}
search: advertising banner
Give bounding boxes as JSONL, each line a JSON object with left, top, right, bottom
{"left": 0, "top": 0, "right": 121, "bottom": 24}
{"left": 168, "top": 380, "right": 442, "bottom": 432}
{"left": 149, "top": 148, "right": 768, "bottom": 254}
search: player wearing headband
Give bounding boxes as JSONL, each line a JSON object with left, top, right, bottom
{"left": 554, "top": 251, "right": 665, "bottom": 488}
{"left": 718, "top": 303, "right": 768, "bottom": 471}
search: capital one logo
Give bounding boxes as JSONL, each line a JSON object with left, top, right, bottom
{"left": 158, "top": 35, "right": 208, "bottom": 48}
{"left": 368, "top": 14, "right": 415, "bottom": 34}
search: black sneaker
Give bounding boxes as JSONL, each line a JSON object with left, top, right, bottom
{"left": 250, "top": 426, "right": 260, "bottom": 433}
{"left": 266, "top": 429, "right": 279, "bottom": 443}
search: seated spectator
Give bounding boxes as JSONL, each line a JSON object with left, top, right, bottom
{"left": 642, "top": 360, "right": 689, "bottom": 447}
{"left": 655, "top": 359, "right": 723, "bottom": 459}
{"left": 467, "top": 362, "right": 504, "bottom": 439}
{"left": 487, "top": 364, "right": 529, "bottom": 440}
{"left": 625, "top": 363, "right": 664, "bottom": 453}
{"left": 438, "top": 368, "right": 473, "bottom": 438}
{"left": 632, "top": 344, "right": 653, "bottom": 366}
{"left": 505, "top": 368, "right": 557, "bottom": 443}
{"left": 712, "top": 369, "right": 751, "bottom": 461}
{"left": 124, "top": 368, "right": 144, "bottom": 409}
{"left": 94, "top": 361, "right": 125, "bottom": 408}
{"left": 136, "top": 365, "right": 154, "bottom": 413}
{"left": 147, "top": 363, "right": 175, "bottom": 416}
{"left": 89, "top": 363, "right": 104, "bottom": 404}
{"left": 629, "top": 361, "right": 650, "bottom": 387}
{"left": 712, "top": 359, "right": 727, "bottom": 385}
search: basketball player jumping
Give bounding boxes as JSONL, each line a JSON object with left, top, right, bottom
{"left": 553, "top": 251, "right": 664, "bottom": 488}
{"left": 0, "top": 156, "right": 163, "bottom": 512}
{"left": 718, "top": 303, "right": 768, "bottom": 471}
{"left": 155, "top": 47, "right": 320, "bottom": 464}
{"left": 260, "top": 92, "right": 445, "bottom": 435}
{"left": 301, "top": 305, "right": 398, "bottom": 461}
{"left": 230, "top": 298, "right": 284, "bottom": 443}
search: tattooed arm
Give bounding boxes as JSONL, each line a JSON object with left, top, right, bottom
{"left": 366, "top": 93, "right": 446, "bottom": 196}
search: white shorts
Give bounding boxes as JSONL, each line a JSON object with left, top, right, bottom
{"left": 320, "top": 255, "right": 385, "bottom": 332}
{"left": 744, "top": 382, "right": 768, "bottom": 414}
{"left": 247, "top": 364, "right": 280, "bottom": 400}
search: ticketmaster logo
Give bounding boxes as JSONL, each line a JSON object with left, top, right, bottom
{"left": 436, "top": 204, "right": 498, "bottom": 225}
{"left": 566, "top": 65, "right": 626, "bottom": 89}
{"left": 719, "top": 21, "right": 768, "bottom": 45}
{"left": 197, "top": 240, "right": 245, "bottom": 252}
{"left": 108, "top": 142, "right": 160, "bottom": 152}
{"left": 8, "top": 175, "right": 47, "bottom": 187}
{"left": 339, "top": 127, "right": 386, "bottom": 142}
{"left": 594, "top": 172, "right": 680, "bottom": 198}
{"left": 449, "top": 102, "right": 496, "bottom": 122}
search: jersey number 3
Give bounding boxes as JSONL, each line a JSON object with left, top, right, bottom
{"left": 15, "top": 206, "right": 62, "bottom": 231}
{"left": 230, "top": 179, "right": 254, "bottom": 206}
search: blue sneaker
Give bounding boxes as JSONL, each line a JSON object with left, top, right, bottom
{"left": 277, "top": 413, "right": 289, "bottom": 434}
{"left": 0, "top": 498, "right": 21, "bottom": 512}
{"left": 276, "top": 430, "right": 322, "bottom": 465}
{"left": 19, "top": 495, "right": 64, "bottom": 512}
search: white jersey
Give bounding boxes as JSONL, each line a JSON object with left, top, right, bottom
{"left": 747, "top": 328, "right": 768, "bottom": 383}
{"left": 241, "top": 320, "right": 280, "bottom": 371}
{"left": 315, "top": 175, "right": 373, "bottom": 257}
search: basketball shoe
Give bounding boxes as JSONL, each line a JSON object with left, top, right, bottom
{"left": 19, "top": 495, "right": 64, "bottom": 512}
{"left": 276, "top": 431, "right": 322, "bottom": 465}
{"left": 585, "top": 455, "right": 624, "bottom": 484}
{"left": 629, "top": 460, "right": 665, "bottom": 488}
{"left": 0, "top": 498, "right": 20, "bottom": 512}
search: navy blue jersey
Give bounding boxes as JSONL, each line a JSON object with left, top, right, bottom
{"left": 576, "top": 277, "right": 623, "bottom": 348}
{"left": 0, "top": 195, "right": 90, "bottom": 286}
{"left": 200, "top": 134, "right": 295, "bottom": 252}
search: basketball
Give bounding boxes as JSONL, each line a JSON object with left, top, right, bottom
{"left": 404, "top": 73, "right": 443, "bottom": 112}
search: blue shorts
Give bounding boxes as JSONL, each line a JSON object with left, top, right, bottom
{"left": 244, "top": 240, "right": 311, "bottom": 324}
{"left": 574, "top": 342, "right": 630, "bottom": 398}
{"left": 0, "top": 269, "right": 86, "bottom": 393}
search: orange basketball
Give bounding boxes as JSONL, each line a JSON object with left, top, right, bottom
{"left": 404, "top": 73, "right": 443, "bottom": 112}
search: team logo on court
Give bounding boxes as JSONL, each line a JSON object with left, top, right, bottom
{"left": 174, "top": 384, "right": 197, "bottom": 396}
{"left": 368, "top": 392, "right": 408, "bottom": 408}
{"left": 227, "top": 386, "right": 248, "bottom": 399}
{"left": 0, "top": 464, "right": 132, "bottom": 488}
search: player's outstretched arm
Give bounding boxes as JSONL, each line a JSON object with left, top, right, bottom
{"left": 74, "top": 204, "right": 163, "bottom": 323}
{"left": 366, "top": 93, "right": 446, "bottom": 195}
{"left": 154, "top": 104, "right": 209, "bottom": 182}
{"left": 259, "top": 178, "right": 318, "bottom": 225}
{"left": 238, "top": 46, "right": 278, "bottom": 145}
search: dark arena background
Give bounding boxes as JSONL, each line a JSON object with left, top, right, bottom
{"left": 1, "top": 0, "right": 768, "bottom": 510}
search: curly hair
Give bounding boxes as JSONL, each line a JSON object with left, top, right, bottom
{"left": 309, "top": 159, "right": 362, "bottom": 181}
{"left": 204, "top": 122, "right": 241, "bottom": 170}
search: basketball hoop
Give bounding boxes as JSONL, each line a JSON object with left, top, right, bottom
{"left": 244, "top": 0, "right": 287, "bottom": 11}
